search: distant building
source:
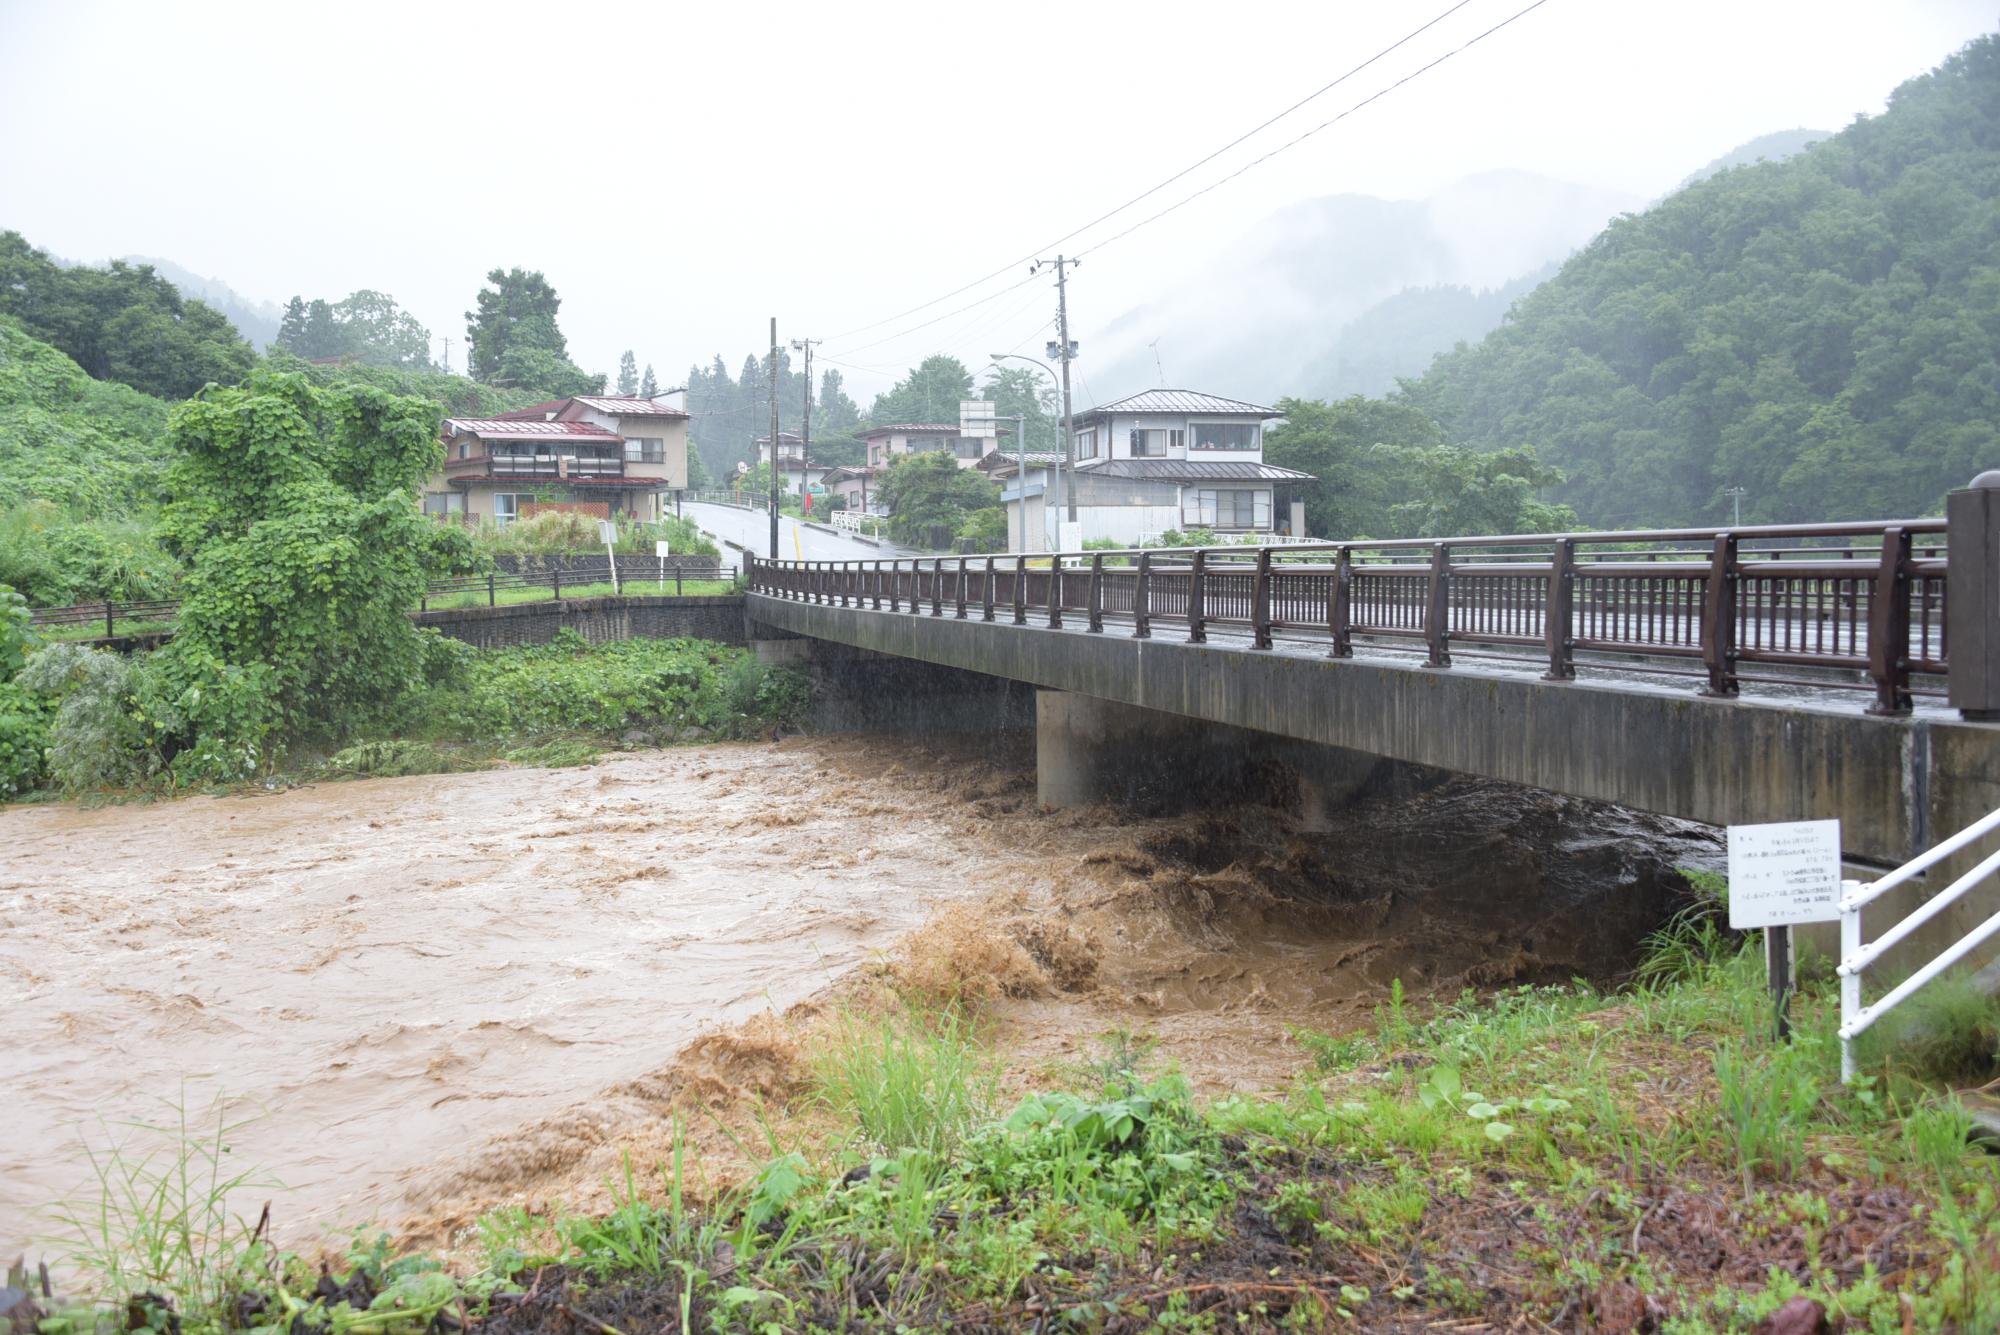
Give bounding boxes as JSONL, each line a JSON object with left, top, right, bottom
{"left": 996, "top": 390, "right": 1315, "bottom": 549}
{"left": 859, "top": 423, "right": 994, "bottom": 470}
{"left": 820, "top": 465, "right": 880, "bottom": 513}
{"left": 423, "top": 394, "right": 691, "bottom": 525}
{"left": 754, "top": 431, "right": 833, "bottom": 495}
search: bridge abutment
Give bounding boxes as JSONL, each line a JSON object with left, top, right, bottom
{"left": 1034, "top": 689, "right": 1381, "bottom": 816}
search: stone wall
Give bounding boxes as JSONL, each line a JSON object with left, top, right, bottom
{"left": 417, "top": 595, "right": 747, "bottom": 649}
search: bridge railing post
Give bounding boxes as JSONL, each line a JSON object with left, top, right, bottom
{"left": 1133, "top": 550, "right": 1152, "bottom": 639}
{"left": 1013, "top": 555, "right": 1027, "bottom": 626}
{"left": 1424, "top": 543, "right": 1451, "bottom": 668}
{"left": 887, "top": 560, "right": 900, "bottom": 613}
{"left": 982, "top": 557, "right": 996, "bottom": 622}
{"left": 1087, "top": 553, "right": 1105, "bottom": 633}
{"left": 1048, "top": 557, "right": 1064, "bottom": 629}
{"left": 1187, "top": 550, "right": 1207, "bottom": 644}
{"left": 1329, "top": 547, "right": 1352, "bottom": 659}
{"left": 1948, "top": 472, "right": 2000, "bottom": 719}
{"left": 932, "top": 560, "right": 945, "bottom": 616}
{"left": 1543, "top": 538, "right": 1575, "bottom": 681}
{"left": 1252, "top": 546, "right": 1273, "bottom": 650}
{"left": 1700, "top": 532, "right": 1740, "bottom": 697}
{"left": 1867, "top": 526, "right": 1914, "bottom": 715}
{"left": 873, "top": 561, "right": 884, "bottom": 610}
{"left": 955, "top": 559, "right": 969, "bottom": 619}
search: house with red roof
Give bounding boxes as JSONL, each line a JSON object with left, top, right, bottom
{"left": 422, "top": 395, "right": 691, "bottom": 525}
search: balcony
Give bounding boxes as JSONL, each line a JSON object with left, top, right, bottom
{"left": 446, "top": 451, "right": 625, "bottom": 481}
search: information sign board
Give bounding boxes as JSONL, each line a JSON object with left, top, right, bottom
{"left": 1726, "top": 819, "right": 1842, "bottom": 928}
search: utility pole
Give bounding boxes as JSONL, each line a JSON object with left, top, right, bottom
{"left": 1723, "top": 485, "right": 1747, "bottom": 527}
{"left": 1033, "top": 256, "right": 1081, "bottom": 527}
{"left": 438, "top": 336, "right": 452, "bottom": 374}
{"left": 768, "top": 317, "right": 780, "bottom": 559}
{"left": 791, "top": 336, "right": 819, "bottom": 512}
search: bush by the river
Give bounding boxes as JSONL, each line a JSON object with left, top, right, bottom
{"left": 4, "top": 627, "right": 812, "bottom": 797}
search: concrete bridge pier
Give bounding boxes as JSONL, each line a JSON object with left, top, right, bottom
{"left": 1035, "top": 689, "right": 1381, "bottom": 818}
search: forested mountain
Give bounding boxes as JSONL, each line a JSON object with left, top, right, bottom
{"left": 0, "top": 232, "right": 257, "bottom": 400}
{"left": 125, "top": 256, "right": 285, "bottom": 349}
{"left": 1312, "top": 267, "right": 1551, "bottom": 399}
{"left": 1403, "top": 36, "right": 2000, "bottom": 527}
{"left": 1086, "top": 171, "right": 1640, "bottom": 404}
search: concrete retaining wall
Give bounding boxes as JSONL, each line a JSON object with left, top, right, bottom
{"left": 418, "top": 595, "right": 747, "bottom": 649}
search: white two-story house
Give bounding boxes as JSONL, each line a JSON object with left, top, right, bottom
{"left": 996, "top": 390, "right": 1314, "bottom": 549}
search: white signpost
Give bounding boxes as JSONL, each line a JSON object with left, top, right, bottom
{"left": 1726, "top": 818, "right": 1843, "bottom": 1039}
{"left": 599, "top": 519, "right": 621, "bottom": 595}
{"left": 655, "top": 539, "right": 671, "bottom": 591}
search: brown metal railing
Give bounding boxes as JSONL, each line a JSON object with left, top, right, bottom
{"left": 745, "top": 520, "right": 1955, "bottom": 715}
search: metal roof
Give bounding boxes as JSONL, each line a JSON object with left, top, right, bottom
{"left": 443, "top": 419, "right": 624, "bottom": 442}
{"left": 860, "top": 423, "right": 961, "bottom": 435}
{"left": 978, "top": 450, "right": 1065, "bottom": 472}
{"left": 1075, "top": 389, "right": 1277, "bottom": 419}
{"left": 1078, "top": 459, "right": 1317, "bottom": 483}
{"left": 573, "top": 396, "right": 689, "bottom": 418}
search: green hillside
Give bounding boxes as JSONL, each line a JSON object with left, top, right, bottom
{"left": 0, "top": 319, "right": 171, "bottom": 516}
{"left": 1403, "top": 36, "right": 2000, "bottom": 527}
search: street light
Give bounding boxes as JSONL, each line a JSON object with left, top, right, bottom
{"left": 990, "top": 352, "right": 1067, "bottom": 548}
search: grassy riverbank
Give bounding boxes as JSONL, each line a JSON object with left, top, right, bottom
{"left": 22, "top": 913, "right": 2000, "bottom": 1334}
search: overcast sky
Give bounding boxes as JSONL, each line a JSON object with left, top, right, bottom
{"left": 1, "top": 0, "right": 1993, "bottom": 403}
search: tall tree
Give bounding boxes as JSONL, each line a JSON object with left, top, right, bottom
{"left": 868, "top": 354, "right": 974, "bottom": 425}
{"left": 639, "top": 363, "right": 658, "bottom": 397}
{"left": 816, "top": 368, "right": 860, "bottom": 433}
{"left": 331, "top": 290, "right": 432, "bottom": 369}
{"left": 276, "top": 297, "right": 308, "bottom": 352}
{"left": 617, "top": 350, "right": 639, "bottom": 395}
{"left": 463, "top": 267, "right": 601, "bottom": 397}
{"left": 979, "top": 364, "right": 1059, "bottom": 454}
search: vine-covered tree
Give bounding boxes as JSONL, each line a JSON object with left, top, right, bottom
{"left": 617, "top": 350, "right": 639, "bottom": 395}
{"left": 155, "top": 370, "right": 478, "bottom": 772}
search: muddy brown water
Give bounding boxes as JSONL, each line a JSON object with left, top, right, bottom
{"left": 0, "top": 735, "right": 1719, "bottom": 1262}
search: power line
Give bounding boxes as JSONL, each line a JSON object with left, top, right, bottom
{"left": 816, "top": 0, "right": 1487, "bottom": 350}
{"left": 1076, "top": 0, "right": 1554, "bottom": 260}
{"left": 825, "top": 272, "right": 1041, "bottom": 357}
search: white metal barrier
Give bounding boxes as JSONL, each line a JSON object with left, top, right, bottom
{"left": 1838, "top": 805, "right": 2000, "bottom": 1081}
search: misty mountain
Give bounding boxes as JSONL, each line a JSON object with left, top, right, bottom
{"left": 1403, "top": 36, "right": 2000, "bottom": 527}
{"left": 124, "top": 255, "right": 284, "bottom": 350}
{"left": 1085, "top": 171, "right": 1642, "bottom": 406}
{"left": 1674, "top": 127, "right": 1831, "bottom": 192}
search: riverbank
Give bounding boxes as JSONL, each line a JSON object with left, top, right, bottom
{"left": 9, "top": 733, "right": 1997, "bottom": 1330}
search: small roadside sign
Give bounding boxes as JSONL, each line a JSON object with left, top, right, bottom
{"left": 655, "top": 540, "right": 672, "bottom": 558}
{"left": 1726, "top": 819, "right": 1842, "bottom": 928}
{"left": 1726, "top": 817, "right": 1841, "bottom": 1043}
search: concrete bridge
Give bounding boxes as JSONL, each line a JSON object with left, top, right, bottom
{"left": 745, "top": 486, "right": 2000, "bottom": 966}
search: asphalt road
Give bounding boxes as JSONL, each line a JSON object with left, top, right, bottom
{"left": 683, "top": 501, "right": 927, "bottom": 562}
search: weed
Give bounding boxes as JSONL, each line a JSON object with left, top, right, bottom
{"left": 809, "top": 1007, "right": 998, "bottom": 1157}
{"left": 1853, "top": 969, "right": 2000, "bottom": 1086}
{"left": 1711, "top": 1037, "right": 1823, "bottom": 1191}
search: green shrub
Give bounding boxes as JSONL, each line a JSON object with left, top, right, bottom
{"left": 323, "top": 739, "right": 473, "bottom": 778}
{"left": 1854, "top": 971, "right": 2000, "bottom": 1085}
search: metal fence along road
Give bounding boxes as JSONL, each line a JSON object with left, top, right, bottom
{"left": 747, "top": 520, "right": 1953, "bottom": 715}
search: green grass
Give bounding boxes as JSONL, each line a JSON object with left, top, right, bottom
{"left": 809, "top": 1008, "right": 999, "bottom": 1158}
{"left": 419, "top": 578, "right": 735, "bottom": 611}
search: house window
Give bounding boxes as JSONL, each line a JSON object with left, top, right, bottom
{"left": 952, "top": 437, "right": 983, "bottom": 459}
{"left": 422, "top": 491, "right": 465, "bottom": 517}
{"left": 1183, "top": 488, "right": 1271, "bottom": 530}
{"left": 494, "top": 493, "right": 530, "bottom": 526}
{"left": 458, "top": 443, "right": 470, "bottom": 459}
{"left": 1075, "top": 428, "right": 1098, "bottom": 460}
{"left": 1129, "top": 429, "right": 1181, "bottom": 458}
{"left": 625, "top": 437, "right": 665, "bottom": 463}
{"left": 1190, "top": 422, "right": 1259, "bottom": 451}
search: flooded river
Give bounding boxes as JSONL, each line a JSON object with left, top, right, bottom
{"left": 0, "top": 735, "right": 1719, "bottom": 1260}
